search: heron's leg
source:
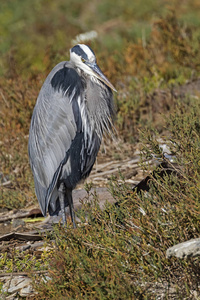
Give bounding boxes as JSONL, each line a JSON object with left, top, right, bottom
{"left": 67, "top": 189, "right": 76, "bottom": 229}
{"left": 58, "top": 182, "right": 67, "bottom": 225}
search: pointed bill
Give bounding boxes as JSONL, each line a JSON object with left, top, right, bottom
{"left": 87, "top": 62, "right": 117, "bottom": 92}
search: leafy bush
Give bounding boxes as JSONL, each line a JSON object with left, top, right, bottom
{"left": 32, "top": 97, "right": 200, "bottom": 299}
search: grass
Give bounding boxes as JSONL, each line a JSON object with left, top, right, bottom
{"left": 1, "top": 0, "right": 200, "bottom": 298}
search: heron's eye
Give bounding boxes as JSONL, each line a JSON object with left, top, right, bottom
{"left": 81, "top": 58, "right": 86, "bottom": 63}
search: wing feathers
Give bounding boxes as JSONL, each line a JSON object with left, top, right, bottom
{"left": 28, "top": 63, "right": 84, "bottom": 213}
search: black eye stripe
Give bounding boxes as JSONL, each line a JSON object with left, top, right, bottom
{"left": 71, "top": 45, "right": 89, "bottom": 60}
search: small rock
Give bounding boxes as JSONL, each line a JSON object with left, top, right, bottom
{"left": 166, "top": 238, "right": 200, "bottom": 258}
{"left": 2, "top": 276, "right": 32, "bottom": 294}
{"left": 12, "top": 219, "right": 25, "bottom": 229}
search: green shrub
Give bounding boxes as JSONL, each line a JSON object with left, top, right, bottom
{"left": 32, "top": 97, "right": 200, "bottom": 299}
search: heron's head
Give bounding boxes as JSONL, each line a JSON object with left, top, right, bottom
{"left": 70, "top": 44, "right": 116, "bottom": 92}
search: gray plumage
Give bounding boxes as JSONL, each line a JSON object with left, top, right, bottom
{"left": 28, "top": 44, "right": 116, "bottom": 227}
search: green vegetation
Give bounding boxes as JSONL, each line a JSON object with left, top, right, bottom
{"left": 1, "top": 0, "right": 200, "bottom": 298}
{"left": 30, "top": 96, "right": 200, "bottom": 299}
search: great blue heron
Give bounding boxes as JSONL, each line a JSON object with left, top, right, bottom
{"left": 28, "top": 44, "right": 116, "bottom": 227}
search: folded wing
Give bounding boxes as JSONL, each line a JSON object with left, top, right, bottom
{"left": 28, "top": 62, "right": 84, "bottom": 215}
